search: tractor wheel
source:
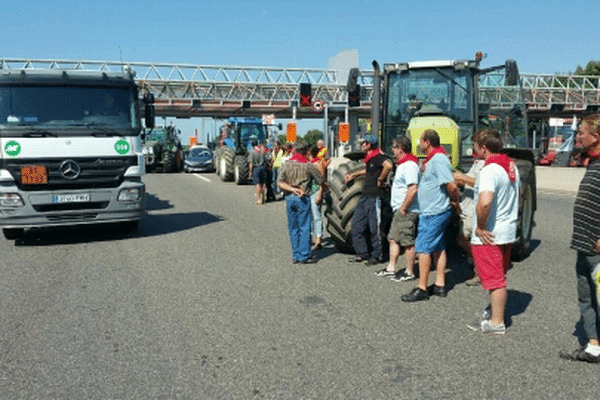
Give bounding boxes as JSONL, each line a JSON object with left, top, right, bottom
{"left": 512, "top": 160, "right": 536, "bottom": 261}
{"left": 219, "top": 147, "right": 235, "bottom": 182}
{"left": 213, "top": 148, "right": 222, "bottom": 176}
{"left": 163, "top": 152, "right": 176, "bottom": 173}
{"left": 324, "top": 160, "right": 366, "bottom": 253}
{"left": 234, "top": 155, "right": 249, "bottom": 185}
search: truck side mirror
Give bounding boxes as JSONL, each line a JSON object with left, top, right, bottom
{"left": 143, "top": 93, "right": 155, "bottom": 129}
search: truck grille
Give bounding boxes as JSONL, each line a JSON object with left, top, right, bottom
{"left": 2, "top": 156, "right": 138, "bottom": 191}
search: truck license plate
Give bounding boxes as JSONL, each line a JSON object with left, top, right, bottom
{"left": 53, "top": 194, "right": 91, "bottom": 203}
{"left": 21, "top": 165, "right": 48, "bottom": 185}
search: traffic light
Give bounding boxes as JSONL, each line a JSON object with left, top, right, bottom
{"left": 348, "top": 84, "right": 360, "bottom": 107}
{"left": 299, "top": 83, "right": 312, "bottom": 107}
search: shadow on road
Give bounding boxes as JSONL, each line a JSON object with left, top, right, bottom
{"left": 505, "top": 289, "right": 533, "bottom": 327}
{"left": 13, "top": 211, "right": 223, "bottom": 246}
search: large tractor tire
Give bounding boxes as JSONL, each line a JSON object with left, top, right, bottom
{"left": 213, "top": 147, "right": 222, "bottom": 176}
{"left": 324, "top": 160, "right": 366, "bottom": 253}
{"left": 163, "top": 152, "right": 176, "bottom": 173}
{"left": 219, "top": 147, "right": 235, "bottom": 182}
{"left": 234, "top": 155, "right": 249, "bottom": 185}
{"left": 512, "top": 160, "right": 536, "bottom": 261}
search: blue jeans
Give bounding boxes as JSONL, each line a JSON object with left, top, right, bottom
{"left": 285, "top": 194, "right": 312, "bottom": 262}
{"left": 576, "top": 252, "right": 600, "bottom": 341}
{"left": 351, "top": 196, "right": 382, "bottom": 260}
{"left": 310, "top": 191, "right": 323, "bottom": 239}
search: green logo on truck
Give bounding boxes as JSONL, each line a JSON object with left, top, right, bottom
{"left": 4, "top": 141, "right": 21, "bottom": 157}
{"left": 114, "top": 139, "right": 130, "bottom": 155}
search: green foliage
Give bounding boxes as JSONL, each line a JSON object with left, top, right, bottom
{"left": 575, "top": 61, "right": 600, "bottom": 76}
{"left": 302, "top": 129, "right": 324, "bottom": 148}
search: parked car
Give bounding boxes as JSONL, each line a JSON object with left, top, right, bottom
{"left": 184, "top": 146, "right": 214, "bottom": 172}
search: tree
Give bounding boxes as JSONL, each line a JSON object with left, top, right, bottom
{"left": 575, "top": 61, "right": 600, "bottom": 76}
{"left": 302, "top": 129, "right": 324, "bottom": 148}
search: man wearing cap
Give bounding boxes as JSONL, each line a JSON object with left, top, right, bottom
{"left": 345, "top": 134, "right": 394, "bottom": 265}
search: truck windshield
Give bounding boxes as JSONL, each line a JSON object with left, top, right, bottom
{"left": 0, "top": 86, "right": 139, "bottom": 135}
{"left": 385, "top": 67, "right": 474, "bottom": 135}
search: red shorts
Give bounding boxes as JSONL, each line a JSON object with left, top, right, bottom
{"left": 472, "top": 244, "right": 512, "bottom": 291}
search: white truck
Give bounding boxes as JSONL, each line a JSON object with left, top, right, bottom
{"left": 0, "top": 67, "right": 153, "bottom": 239}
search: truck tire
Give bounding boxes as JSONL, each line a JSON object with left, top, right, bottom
{"left": 512, "top": 160, "right": 536, "bottom": 261}
{"left": 219, "top": 147, "right": 235, "bottom": 182}
{"left": 234, "top": 155, "right": 249, "bottom": 185}
{"left": 324, "top": 161, "right": 366, "bottom": 253}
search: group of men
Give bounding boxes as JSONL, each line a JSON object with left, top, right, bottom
{"left": 276, "top": 114, "right": 600, "bottom": 355}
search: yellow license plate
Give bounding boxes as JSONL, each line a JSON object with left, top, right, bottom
{"left": 21, "top": 165, "right": 48, "bottom": 185}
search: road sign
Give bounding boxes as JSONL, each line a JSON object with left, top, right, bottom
{"left": 313, "top": 101, "right": 323, "bottom": 113}
{"left": 338, "top": 122, "right": 350, "bottom": 143}
{"left": 286, "top": 122, "right": 297, "bottom": 142}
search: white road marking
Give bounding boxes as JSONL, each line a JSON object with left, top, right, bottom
{"left": 194, "top": 174, "right": 211, "bottom": 182}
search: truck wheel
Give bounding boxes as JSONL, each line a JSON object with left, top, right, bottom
{"left": 512, "top": 161, "right": 536, "bottom": 261}
{"left": 3, "top": 228, "right": 24, "bottom": 240}
{"left": 219, "top": 148, "right": 235, "bottom": 181}
{"left": 324, "top": 161, "right": 366, "bottom": 253}
{"left": 234, "top": 155, "right": 249, "bottom": 185}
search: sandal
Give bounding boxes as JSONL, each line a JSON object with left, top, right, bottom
{"left": 312, "top": 243, "right": 323, "bottom": 250}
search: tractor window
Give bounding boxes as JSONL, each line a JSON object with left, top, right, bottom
{"left": 240, "top": 124, "right": 266, "bottom": 143}
{"left": 385, "top": 68, "right": 474, "bottom": 138}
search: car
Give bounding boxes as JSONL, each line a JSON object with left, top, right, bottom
{"left": 183, "top": 146, "right": 214, "bottom": 172}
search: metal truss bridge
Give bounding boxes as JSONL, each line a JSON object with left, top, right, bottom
{"left": 1, "top": 58, "right": 599, "bottom": 120}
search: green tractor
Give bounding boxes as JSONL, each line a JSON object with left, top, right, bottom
{"left": 142, "top": 125, "right": 184, "bottom": 173}
{"left": 325, "top": 55, "right": 536, "bottom": 261}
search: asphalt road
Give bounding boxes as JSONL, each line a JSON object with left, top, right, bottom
{"left": 1, "top": 172, "right": 598, "bottom": 399}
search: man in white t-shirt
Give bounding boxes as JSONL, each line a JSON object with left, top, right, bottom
{"left": 467, "top": 129, "right": 520, "bottom": 334}
{"left": 375, "top": 136, "right": 420, "bottom": 281}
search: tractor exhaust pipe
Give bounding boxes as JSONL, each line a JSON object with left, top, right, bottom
{"left": 371, "top": 60, "right": 381, "bottom": 139}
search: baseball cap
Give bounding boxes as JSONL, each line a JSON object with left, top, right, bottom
{"left": 362, "top": 134, "right": 378, "bottom": 146}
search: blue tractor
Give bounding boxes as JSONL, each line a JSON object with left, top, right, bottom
{"left": 213, "top": 118, "right": 273, "bottom": 184}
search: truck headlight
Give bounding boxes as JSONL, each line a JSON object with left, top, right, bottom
{"left": 0, "top": 193, "right": 25, "bottom": 207}
{"left": 118, "top": 188, "right": 142, "bottom": 201}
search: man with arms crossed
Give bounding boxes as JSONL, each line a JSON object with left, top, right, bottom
{"left": 402, "top": 130, "right": 460, "bottom": 302}
{"left": 376, "top": 136, "right": 420, "bottom": 281}
{"left": 467, "top": 129, "right": 519, "bottom": 334}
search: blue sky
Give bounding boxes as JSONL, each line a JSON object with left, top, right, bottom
{"left": 1, "top": 0, "right": 597, "bottom": 142}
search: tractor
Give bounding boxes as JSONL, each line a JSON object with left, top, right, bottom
{"left": 213, "top": 117, "right": 280, "bottom": 184}
{"left": 142, "top": 125, "right": 184, "bottom": 173}
{"left": 325, "top": 54, "right": 536, "bottom": 261}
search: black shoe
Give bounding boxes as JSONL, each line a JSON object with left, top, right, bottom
{"left": 364, "top": 257, "right": 382, "bottom": 266}
{"left": 560, "top": 347, "right": 600, "bottom": 363}
{"left": 428, "top": 284, "right": 447, "bottom": 298}
{"left": 401, "top": 287, "right": 430, "bottom": 302}
{"left": 298, "top": 257, "right": 318, "bottom": 264}
{"left": 348, "top": 256, "right": 367, "bottom": 263}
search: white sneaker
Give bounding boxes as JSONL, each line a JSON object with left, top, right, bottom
{"left": 467, "top": 319, "right": 506, "bottom": 334}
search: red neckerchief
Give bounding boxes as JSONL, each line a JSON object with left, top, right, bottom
{"left": 589, "top": 149, "right": 600, "bottom": 160}
{"left": 485, "top": 154, "right": 516, "bottom": 183}
{"left": 397, "top": 153, "right": 418, "bottom": 165}
{"left": 423, "top": 146, "right": 446, "bottom": 166}
{"left": 364, "top": 149, "right": 382, "bottom": 164}
{"left": 290, "top": 153, "right": 308, "bottom": 163}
